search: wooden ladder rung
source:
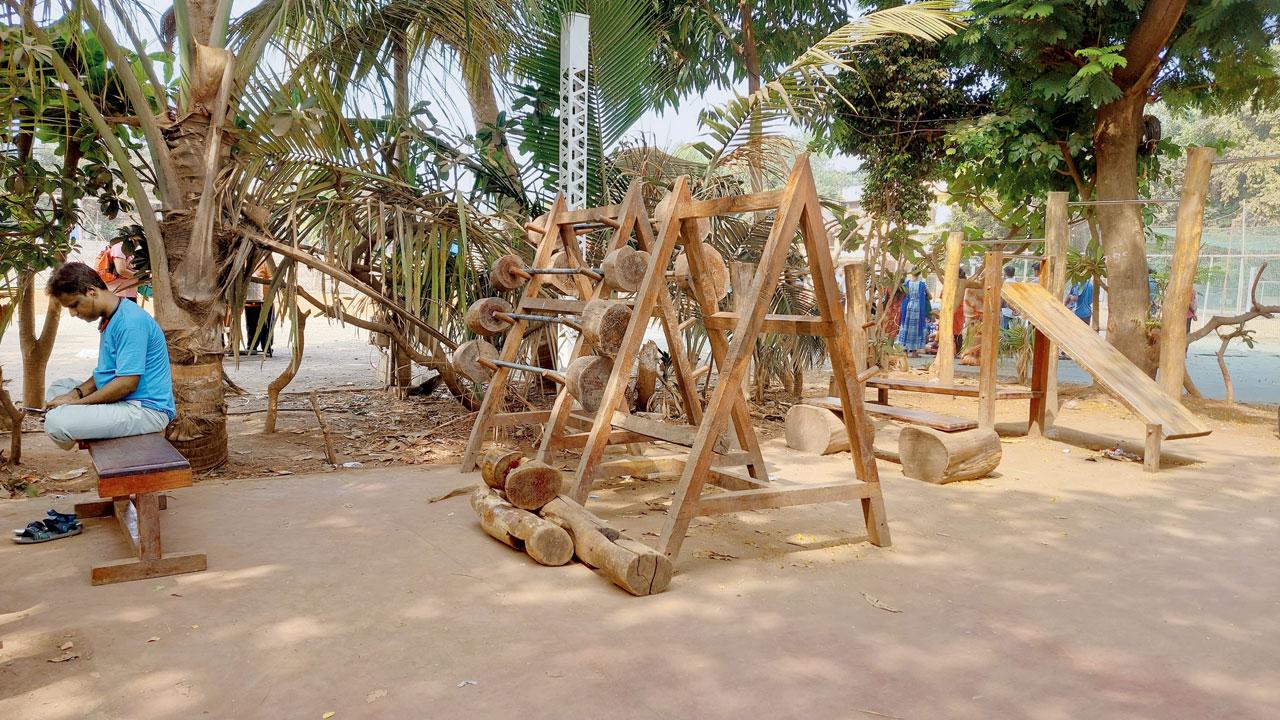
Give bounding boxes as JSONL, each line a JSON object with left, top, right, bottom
{"left": 696, "top": 482, "right": 873, "bottom": 517}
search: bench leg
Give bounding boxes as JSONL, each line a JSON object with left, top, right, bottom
{"left": 877, "top": 388, "right": 889, "bottom": 406}
{"left": 88, "top": 492, "right": 207, "bottom": 586}
{"left": 1143, "top": 424, "right": 1161, "bottom": 474}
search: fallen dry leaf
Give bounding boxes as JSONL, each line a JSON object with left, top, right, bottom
{"left": 365, "top": 689, "right": 387, "bottom": 703}
{"left": 47, "top": 652, "right": 79, "bottom": 663}
{"left": 322, "top": 713, "right": 336, "bottom": 719}
{"left": 147, "top": 636, "right": 159, "bottom": 643}
{"left": 175, "top": 681, "right": 191, "bottom": 697}
{"left": 59, "top": 641, "right": 74, "bottom": 651}
{"left": 48, "top": 468, "right": 88, "bottom": 481}
{"left": 861, "top": 592, "right": 902, "bottom": 614}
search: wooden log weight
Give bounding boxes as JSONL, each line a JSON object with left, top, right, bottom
{"left": 898, "top": 426, "right": 1001, "bottom": 484}
{"left": 452, "top": 340, "right": 614, "bottom": 412}
{"left": 504, "top": 460, "right": 563, "bottom": 510}
{"left": 470, "top": 487, "right": 574, "bottom": 566}
{"left": 635, "top": 340, "right": 660, "bottom": 412}
{"left": 539, "top": 496, "right": 673, "bottom": 595}
{"left": 672, "top": 242, "right": 729, "bottom": 301}
{"left": 784, "top": 404, "right": 849, "bottom": 455}
{"left": 578, "top": 300, "right": 632, "bottom": 357}
{"left": 600, "top": 246, "right": 651, "bottom": 292}
{"left": 480, "top": 448, "right": 524, "bottom": 490}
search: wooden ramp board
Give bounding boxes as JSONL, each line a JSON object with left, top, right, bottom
{"left": 87, "top": 433, "right": 190, "bottom": 478}
{"left": 803, "top": 397, "right": 978, "bottom": 432}
{"left": 866, "top": 377, "right": 1038, "bottom": 400}
{"left": 1002, "top": 281, "right": 1210, "bottom": 440}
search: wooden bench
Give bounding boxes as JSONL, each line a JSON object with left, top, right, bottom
{"left": 803, "top": 397, "right": 978, "bottom": 433}
{"left": 72, "top": 433, "right": 207, "bottom": 586}
{"left": 865, "top": 376, "right": 1039, "bottom": 405}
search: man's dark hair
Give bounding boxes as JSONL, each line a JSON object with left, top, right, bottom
{"left": 1004, "top": 265, "right": 1015, "bottom": 278}
{"left": 47, "top": 262, "right": 107, "bottom": 297}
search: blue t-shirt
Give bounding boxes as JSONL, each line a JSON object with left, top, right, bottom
{"left": 95, "top": 300, "right": 176, "bottom": 419}
{"left": 1070, "top": 280, "right": 1093, "bottom": 320}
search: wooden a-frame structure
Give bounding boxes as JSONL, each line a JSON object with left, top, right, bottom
{"left": 567, "top": 157, "right": 891, "bottom": 561}
{"left": 460, "top": 181, "right": 767, "bottom": 482}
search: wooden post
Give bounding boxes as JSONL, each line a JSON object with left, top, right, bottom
{"left": 730, "top": 261, "right": 756, "bottom": 401}
{"left": 1144, "top": 423, "right": 1162, "bottom": 474}
{"left": 847, "top": 263, "right": 868, "bottom": 375}
{"left": 1158, "top": 146, "right": 1216, "bottom": 400}
{"left": 978, "top": 249, "right": 1003, "bottom": 431}
{"left": 1042, "top": 191, "right": 1069, "bottom": 428}
{"left": 936, "top": 231, "right": 963, "bottom": 384}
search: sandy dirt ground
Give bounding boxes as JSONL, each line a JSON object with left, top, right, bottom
{"left": 2, "top": 382, "right": 1278, "bottom": 718}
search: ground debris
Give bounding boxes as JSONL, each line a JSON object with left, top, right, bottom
{"left": 861, "top": 592, "right": 902, "bottom": 614}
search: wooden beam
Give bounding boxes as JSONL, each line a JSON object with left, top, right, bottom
{"left": 978, "top": 249, "right": 1003, "bottom": 431}
{"left": 702, "top": 312, "right": 834, "bottom": 336}
{"left": 490, "top": 410, "right": 552, "bottom": 427}
{"left": 557, "top": 204, "right": 624, "bottom": 225}
{"left": 696, "top": 482, "right": 872, "bottom": 517}
{"left": 936, "top": 231, "right": 963, "bottom": 384}
{"left": 682, "top": 190, "right": 785, "bottom": 219}
{"left": 1158, "top": 146, "right": 1216, "bottom": 400}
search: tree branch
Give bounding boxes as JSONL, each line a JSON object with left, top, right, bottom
{"left": 1114, "top": 0, "right": 1187, "bottom": 90}
{"left": 1187, "top": 262, "right": 1276, "bottom": 343}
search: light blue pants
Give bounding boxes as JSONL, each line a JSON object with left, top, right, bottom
{"left": 44, "top": 378, "right": 171, "bottom": 450}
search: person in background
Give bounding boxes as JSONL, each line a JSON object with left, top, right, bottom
{"left": 951, "top": 267, "right": 968, "bottom": 354}
{"left": 1000, "top": 265, "right": 1018, "bottom": 329}
{"left": 1068, "top": 278, "right": 1094, "bottom": 325}
{"left": 1148, "top": 268, "right": 1162, "bottom": 316}
{"left": 42, "top": 262, "right": 175, "bottom": 449}
{"left": 896, "top": 269, "right": 931, "bottom": 357}
{"left": 243, "top": 261, "right": 274, "bottom": 357}
{"left": 97, "top": 240, "right": 140, "bottom": 302}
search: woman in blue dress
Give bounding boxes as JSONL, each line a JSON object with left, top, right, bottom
{"left": 897, "top": 270, "right": 931, "bottom": 356}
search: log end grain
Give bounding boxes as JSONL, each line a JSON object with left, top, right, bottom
{"left": 504, "top": 460, "right": 564, "bottom": 510}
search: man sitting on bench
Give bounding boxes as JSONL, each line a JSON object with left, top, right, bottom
{"left": 43, "top": 262, "right": 175, "bottom": 449}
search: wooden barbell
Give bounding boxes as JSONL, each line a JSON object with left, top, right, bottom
{"left": 490, "top": 246, "right": 650, "bottom": 293}
{"left": 452, "top": 339, "right": 614, "bottom": 412}
{"left": 465, "top": 297, "right": 632, "bottom": 357}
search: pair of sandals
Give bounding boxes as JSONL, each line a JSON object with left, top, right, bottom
{"left": 11, "top": 509, "right": 82, "bottom": 544}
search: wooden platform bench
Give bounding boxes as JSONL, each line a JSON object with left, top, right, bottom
{"left": 803, "top": 396, "right": 978, "bottom": 433}
{"left": 865, "top": 376, "right": 1040, "bottom": 406}
{"left": 72, "top": 433, "right": 207, "bottom": 586}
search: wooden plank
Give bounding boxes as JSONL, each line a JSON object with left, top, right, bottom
{"left": 978, "top": 249, "right": 1003, "bottom": 431}
{"left": 491, "top": 410, "right": 552, "bottom": 427}
{"left": 682, "top": 190, "right": 785, "bottom": 219}
{"left": 114, "top": 498, "right": 140, "bottom": 557}
{"left": 556, "top": 430, "right": 653, "bottom": 449}
{"left": 1002, "top": 281, "right": 1211, "bottom": 439}
{"left": 519, "top": 297, "right": 589, "bottom": 314}
{"left": 707, "top": 468, "right": 769, "bottom": 491}
{"left": 611, "top": 413, "right": 701, "bottom": 447}
{"left": 98, "top": 468, "right": 192, "bottom": 500}
{"left": 696, "top": 482, "right": 872, "bottom": 517}
{"left": 803, "top": 396, "right": 978, "bottom": 432}
{"left": 702, "top": 312, "right": 834, "bottom": 336}
{"left": 1159, "top": 147, "right": 1216, "bottom": 399}
{"left": 730, "top": 261, "right": 756, "bottom": 400}
{"left": 1028, "top": 328, "right": 1052, "bottom": 436}
{"left": 87, "top": 433, "right": 189, "bottom": 478}
{"left": 865, "top": 377, "right": 1038, "bottom": 400}
{"left": 936, "top": 231, "right": 963, "bottom": 384}
{"left": 91, "top": 551, "right": 207, "bottom": 586}
{"left": 556, "top": 204, "right": 623, "bottom": 225}
{"left": 846, "top": 263, "right": 869, "bottom": 374}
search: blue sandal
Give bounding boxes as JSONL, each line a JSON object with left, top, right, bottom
{"left": 12, "top": 509, "right": 78, "bottom": 536}
{"left": 11, "top": 516, "right": 82, "bottom": 544}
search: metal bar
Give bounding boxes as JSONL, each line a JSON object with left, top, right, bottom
{"left": 501, "top": 311, "right": 583, "bottom": 332}
{"left": 526, "top": 266, "right": 603, "bottom": 280}
{"left": 963, "top": 238, "right": 1045, "bottom": 245}
{"left": 1212, "top": 153, "right": 1280, "bottom": 166}
{"left": 483, "top": 358, "right": 566, "bottom": 382}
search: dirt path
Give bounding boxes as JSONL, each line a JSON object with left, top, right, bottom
{"left": 1, "top": 402, "right": 1278, "bottom": 719}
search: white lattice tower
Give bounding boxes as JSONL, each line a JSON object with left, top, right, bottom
{"left": 559, "top": 12, "right": 589, "bottom": 209}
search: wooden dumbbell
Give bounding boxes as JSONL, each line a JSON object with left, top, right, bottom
{"left": 478, "top": 450, "right": 563, "bottom": 511}
{"left": 465, "top": 298, "right": 632, "bottom": 357}
{"left": 490, "top": 246, "right": 649, "bottom": 293}
{"left": 452, "top": 339, "right": 614, "bottom": 412}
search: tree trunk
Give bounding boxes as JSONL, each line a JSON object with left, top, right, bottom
{"left": 1093, "top": 91, "right": 1154, "bottom": 373}
{"left": 459, "top": 48, "right": 524, "bottom": 204}
{"left": 158, "top": 110, "right": 230, "bottom": 471}
{"left": 1216, "top": 335, "right": 1234, "bottom": 405}
{"left": 18, "top": 272, "right": 61, "bottom": 409}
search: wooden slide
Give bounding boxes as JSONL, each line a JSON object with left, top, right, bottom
{"left": 1002, "top": 282, "right": 1211, "bottom": 440}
